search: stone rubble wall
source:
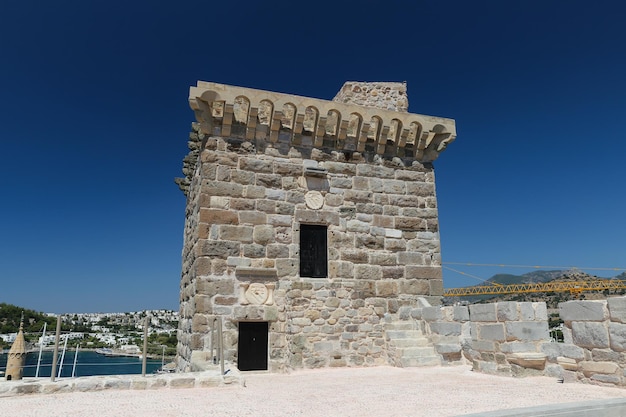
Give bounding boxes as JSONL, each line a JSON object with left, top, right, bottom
{"left": 410, "top": 301, "right": 550, "bottom": 375}
{"left": 410, "top": 297, "right": 626, "bottom": 387}
{"left": 333, "top": 81, "right": 409, "bottom": 112}
{"left": 176, "top": 129, "right": 444, "bottom": 372}
{"left": 554, "top": 298, "right": 626, "bottom": 386}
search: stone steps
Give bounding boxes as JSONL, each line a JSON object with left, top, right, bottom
{"left": 392, "top": 338, "right": 431, "bottom": 348}
{"left": 384, "top": 322, "right": 416, "bottom": 331}
{"left": 400, "top": 356, "right": 442, "bottom": 367}
{"left": 385, "top": 330, "right": 424, "bottom": 340}
{"left": 384, "top": 320, "right": 441, "bottom": 368}
{"left": 398, "top": 346, "right": 439, "bottom": 357}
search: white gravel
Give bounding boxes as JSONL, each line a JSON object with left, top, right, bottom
{"left": 3, "top": 366, "right": 626, "bottom": 417}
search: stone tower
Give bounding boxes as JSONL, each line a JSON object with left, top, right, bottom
{"left": 176, "top": 81, "right": 456, "bottom": 372}
{"left": 5, "top": 317, "right": 26, "bottom": 380}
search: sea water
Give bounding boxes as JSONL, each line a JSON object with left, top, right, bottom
{"left": 0, "top": 350, "right": 163, "bottom": 377}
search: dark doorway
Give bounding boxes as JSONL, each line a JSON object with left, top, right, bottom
{"left": 237, "top": 321, "right": 269, "bottom": 371}
{"left": 300, "top": 224, "right": 328, "bottom": 278}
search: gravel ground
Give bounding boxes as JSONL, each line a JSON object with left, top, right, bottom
{"left": 2, "top": 366, "right": 626, "bottom": 417}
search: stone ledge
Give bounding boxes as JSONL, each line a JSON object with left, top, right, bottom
{"left": 189, "top": 81, "right": 456, "bottom": 162}
{"left": 506, "top": 352, "right": 547, "bottom": 370}
{"left": 235, "top": 267, "right": 278, "bottom": 282}
{"left": 0, "top": 368, "right": 243, "bottom": 398}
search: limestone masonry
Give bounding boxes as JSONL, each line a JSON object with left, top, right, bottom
{"left": 175, "top": 80, "right": 456, "bottom": 372}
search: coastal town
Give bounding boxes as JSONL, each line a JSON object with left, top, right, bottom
{"left": 0, "top": 309, "right": 179, "bottom": 356}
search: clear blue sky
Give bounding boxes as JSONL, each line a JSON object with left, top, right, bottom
{"left": 1, "top": 1, "right": 625, "bottom": 313}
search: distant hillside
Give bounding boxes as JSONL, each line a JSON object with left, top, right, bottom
{"left": 0, "top": 303, "right": 60, "bottom": 335}
{"left": 486, "top": 269, "right": 583, "bottom": 285}
{"left": 615, "top": 272, "right": 626, "bottom": 280}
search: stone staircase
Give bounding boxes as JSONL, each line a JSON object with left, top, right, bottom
{"left": 385, "top": 320, "right": 441, "bottom": 367}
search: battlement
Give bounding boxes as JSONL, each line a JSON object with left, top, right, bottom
{"left": 189, "top": 81, "right": 456, "bottom": 162}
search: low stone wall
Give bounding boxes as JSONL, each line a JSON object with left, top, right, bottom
{"left": 0, "top": 368, "right": 242, "bottom": 397}
{"left": 411, "top": 301, "right": 552, "bottom": 375}
{"left": 410, "top": 304, "right": 470, "bottom": 364}
{"left": 406, "top": 296, "right": 626, "bottom": 387}
{"left": 552, "top": 298, "right": 626, "bottom": 386}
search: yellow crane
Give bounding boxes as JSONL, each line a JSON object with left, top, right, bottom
{"left": 443, "top": 279, "right": 626, "bottom": 297}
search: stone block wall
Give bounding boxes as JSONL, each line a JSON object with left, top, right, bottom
{"left": 551, "top": 298, "right": 626, "bottom": 385}
{"left": 176, "top": 81, "right": 457, "bottom": 373}
{"left": 408, "top": 297, "right": 626, "bottom": 388}
{"left": 463, "top": 302, "right": 550, "bottom": 375}
{"left": 176, "top": 130, "right": 444, "bottom": 371}
{"left": 412, "top": 304, "right": 469, "bottom": 364}
{"left": 413, "top": 301, "right": 551, "bottom": 375}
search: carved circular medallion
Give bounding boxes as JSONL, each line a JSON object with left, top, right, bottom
{"left": 305, "top": 191, "right": 324, "bottom": 210}
{"left": 245, "top": 283, "right": 269, "bottom": 305}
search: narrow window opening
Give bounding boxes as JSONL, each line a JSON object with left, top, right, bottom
{"left": 299, "top": 224, "right": 328, "bottom": 278}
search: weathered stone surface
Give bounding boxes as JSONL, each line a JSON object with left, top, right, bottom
{"left": 169, "top": 377, "right": 196, "bottom": 388}
{"left": 453, "top": 306, "right": 469, "bottom": 322}
{"left": 398, "top": 279, "right": 429, "bottom": 295}
{"left": 239, "top": 157, "right": 273, "bottom": 173}
{"left": 375, "top": 280, "right": 397, "bottom": 297}
{"left": 429, "top": 322, "right": 462, "bottom": 336}
{"left": 219, "top": 225, "right": 253, "bottom": 243}
{"left": 505, "top": 321, "right": 549, "bottom": 342}
{"left": 104, "top": 379, "right": 131, "bottom": 390}
{"left": 506, "top": 352, "right": 546, "bottom": 370}
{"left": 469, "top": 304, "right": 498, "bottom": 322}
{"left": 422, "top": 306, "right": 443, "bottom": 321}
{"left": 501, "top": 342, "right": 538, "bottom": 354}
{"left": 540, "top": 342, "right": 585, "bottom": 361}
{"left": 333, "top": 81, "right": 409, "bottom": 112}
{"left": 608, "top": 297, "right": 626, "bottom": 323}
{"left": 497, "top": 302, "right": 518, "bottom": 321}
{"left": 560, "top": 300, "right": 608, "bottom": 322}
{"left": 590, "top": 373, "right": 621, "bottom": 384}
{"left": 354, "top": 264, "right": 382, "bottom": 280}
{"left": 533, "top": 302, "right": 548, "bottom": 321}
{"left": 196, "top": 278, "right": 234, "bottom": 296}
{"left": 609, "top": 321, "right": 626, "bottom": 352}
{"left": 580, "top": 361, "right": 619, "bottom": 377}
{"left": 592, "top": 348, "right": 621, "bottom": 362}
{"left": 435, "top": 343, "right": 461, "bottom": 354}
{"left": 13, "top": 384, "right": 42, "bottom": 395}
{"left": 470, "top": 340, "right": 496, "bottom": 352}
{"left": 404, "top": 266, "right": 441, "bottom": 279}
{"left": 571, "top": 321, "right": 610, "bottom": 349}
{"left": 239, "top": 211, "right": 267, "bottom": 225}
{"left": 253, "top": 225, "right": 274, "bottom": 244}
{"left": 557, "top": 356, "right": 578, "bottom": 371}
{"left": 199, "top": 208, "right": 238, "bottom": 225}
{"left": 197, "top": 240, "right": 240, "bottom": 258}
{"left": 479, "top": 323, "right": 506, "bottom": 341}
{"left": 429, "top": 280, "right": 443, "bottom": 296}
{"left": 395, "top": 217, "right": 426, "bottom": 231}
{"left": 75, "top": 379, "right": 103, "bottom": 392}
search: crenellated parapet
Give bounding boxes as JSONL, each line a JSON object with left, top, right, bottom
{"left": 189, "top": 82, "right": 456, "bottom": 163}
